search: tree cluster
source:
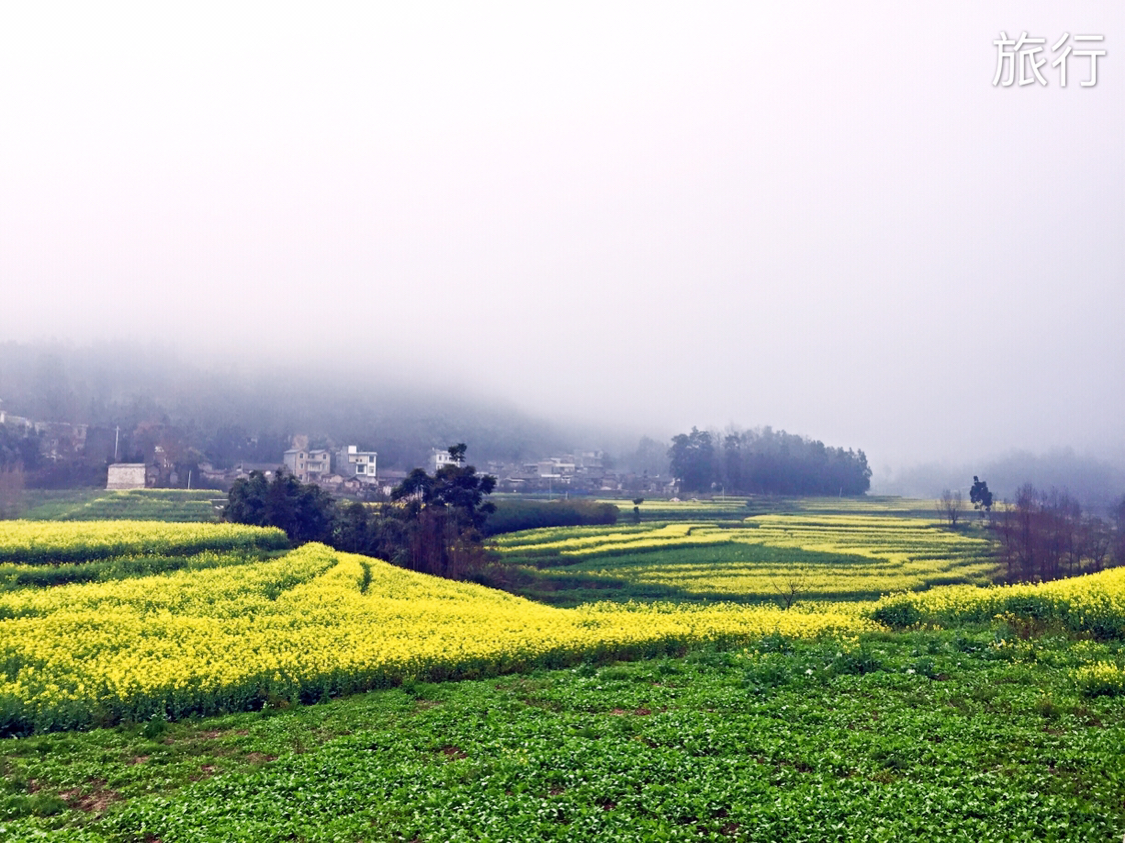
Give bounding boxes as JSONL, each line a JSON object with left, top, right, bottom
{"left": 992, "top": 485, "right": 1123, "bottom": 582}
{"left": 0, "top": 427, "right": 39, "bottom": 517}
{"left": 669, "top": 426, "right": 871, "bottom": 496}
{"left": 481, "top": 499, "right": 618, "bottom": 536}
{"left": 223, "top": 468, "right": 338, "bottom": 545}
{"left": 938, "top": 478, "right": 995, "bottom": 528}
{"left": 223, "top": 445, "right": 497, "bottom": 581}
{"left": 388, "top": 444, "right": 497, "bottom": 579}
{"left": 0, "top": 426, "right": 42, "bottom": 473}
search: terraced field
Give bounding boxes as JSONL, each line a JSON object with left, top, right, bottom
{"left": 495, "top": 505, "right": 996, "bottom": 605}
{"left": 20, "top": 489, "right": 224, "bottom": 522}
{"left": 0, "top": 542, "right": 878, "bottom": 736}
{"left": 0, "top": 519, "right": 288, "bottom": 564}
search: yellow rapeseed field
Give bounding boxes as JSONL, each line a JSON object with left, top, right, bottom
{"left": 0, "top": 544, "right": 878, "bottom": 733}
{"left": 496, "top": 514, "right": 995, "bottom": 600}
{"left": 871, "top": 566, "right": 1125, "bottom": 639}
{"left": 0, "top": 520, "right": 288, "bottom": 564}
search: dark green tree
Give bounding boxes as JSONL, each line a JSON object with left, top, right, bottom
{"left": 391, "top": 444, "right": 496, "bottom": 579}
{"left": 223, "top": 467, "right": 335, "bottom": 544}
{"left": 969, "top": 476, "right": 993, "bottom": 516}
{"left": 668, "top": 427, "right": 716, "bottom": 494}
{"left": 334, "top": 500, "right": 376, "bottom": 555}
{"left": 722, "top": 433, "right": 742, "bottom": 493}
{"left": 0, "top": 426, "right": 42, "bottom": 472}
{"left": 632, "top": 497, "right": 644, "bottom": 524}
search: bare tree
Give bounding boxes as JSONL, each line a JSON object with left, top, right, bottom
{"left": 1084, "top": 517, "right": 1111, "bottom": 573}
{"left": 991, "top": 484, "right": 1118, "bottom": 583}
{"left": 937, "top": 489, "right": 965, "bottom": 528}
{"left": 771, "top": 567, "right": 808, "bottom": 610}
{"left": 994, "top": 502, "right": 1017, "bottom": 580}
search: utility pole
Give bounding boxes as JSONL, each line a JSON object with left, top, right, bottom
{"left": 114, "top": 426, "right": 120, "bottom": 462}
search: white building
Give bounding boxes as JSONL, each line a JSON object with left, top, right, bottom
{"left": 107, "top": 464, "right": 147, "bottom": 490}
{"left": 434, "top": 448, "right": 464, "bottom": 471}
{"left": 343, "top": 446, "right": 378, "bottom": 482}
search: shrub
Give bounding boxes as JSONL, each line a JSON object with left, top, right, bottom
{"left": 483, "top": 499, "right": 618, "bottom": 536}
{"left": 1075, "top": 662, "right": 1125, "bottom": 698}
{"left": 871, "top": 597, "right": 922, "bottom": 629}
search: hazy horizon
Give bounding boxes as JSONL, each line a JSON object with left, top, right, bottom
{"left": 2, "top": 2, "right": 1121, "bottom": 472}
{"left": 3, "top": 338, "right": 1123, "bottom": 506}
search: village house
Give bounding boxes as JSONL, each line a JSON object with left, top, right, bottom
{"left": 433, "top": 448, "right": 464, "bottom": 471}
{"left": 341, "top": 446, "right": 378, "bottom": 483}
{"left": 283, "top": 448, "right": 333, "bottom": 483}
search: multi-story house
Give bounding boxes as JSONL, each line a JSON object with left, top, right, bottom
{"left": 283, "top": 448, "right": 333, "bottom": 483}
{"left": 342, "top": 446, "right": 378, "bottom": 483}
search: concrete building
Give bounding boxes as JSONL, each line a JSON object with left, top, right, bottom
{"left": 283, "top": 449, "right": 307, "bottom": 477}
{"left": 107, "top": 464, "right": 148, "bottom": 490}
{"left": 283, "top": 448, "right": 333, "bottom": 483}
{"left": 306, "top": 449, "right": 331, "bottom": 477}
{"left": 342, "top": 446, "right": 378, "bottom": 482}
{"left": 434, "top": 448, "right": 464, "bottom": 471}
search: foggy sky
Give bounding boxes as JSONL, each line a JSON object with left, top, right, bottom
{"left": 1, "top": 1, "right": 1121, "bottom": 471}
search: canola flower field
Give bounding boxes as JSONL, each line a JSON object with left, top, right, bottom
{"left": 0, "top": 520, "right": 288, "bottom": 565}
{"left": 495, "top": 510, "right": 995, "bottom": 603}
{"left": 2, "top": 503, "right": 1123, "bottom": 737}
{"left": 0, "top": 542, "right": 879, "bottom": 735}
{"left": 600, "top": 495, "right": 941, "bottom": 521}
{"left": 18, "top": 489, "right": 224, "bottom": 523}
{"left": 873, "top": 565, "right": 1125, "bottom": 639}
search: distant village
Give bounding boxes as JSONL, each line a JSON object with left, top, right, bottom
{"left": 269, "top": 438, "right": 674, "bottom": 498}
{"left": 0, "top": 401, "right": 674, "bottom": 498}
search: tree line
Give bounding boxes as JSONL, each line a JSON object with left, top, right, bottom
{"left": 992, "top": 484, "right": 1125, "bottom": 583}
{"left": 668, "top": 426, "right": 871, "bottom": 496}
{"left": 481, "top": 498, "right": 618, "bottom": 536}
{"left": 934, "top": 477, "right": 1125, "bottom": 583}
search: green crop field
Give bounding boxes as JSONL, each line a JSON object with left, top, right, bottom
{"left": 1, "top": 497, "right": 1123, "bottom": 841}
{"left": 493, "top": 500, "right": 996, "bottom": 606}
{"left": 19, "top": 489, "right": 225, "bottom": 523}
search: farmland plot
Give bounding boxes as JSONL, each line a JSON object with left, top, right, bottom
{"left": 496, "top": 506, "right": 996, "bottom": 604}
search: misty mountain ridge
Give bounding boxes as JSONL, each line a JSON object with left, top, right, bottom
{"left": 1, "top": 341, "right": 1121, "bottom": 508}
{"left": 0, "top": 341, "right": 581, "bottom": 470}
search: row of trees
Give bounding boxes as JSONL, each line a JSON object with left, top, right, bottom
{"left": 481, "top": 498, "right": 618, "bottom": 536}
{"left": 669, "top": 426, "right": 871, "bottom": 496}
{"left": 224, "top": 445, "right": 497, "bottom": 580}
{"left": 992, "top": 485, "right": 1125, "bottom": 583}
{"left": 934, "top": 477, "right": 1125, "bottom": 583}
